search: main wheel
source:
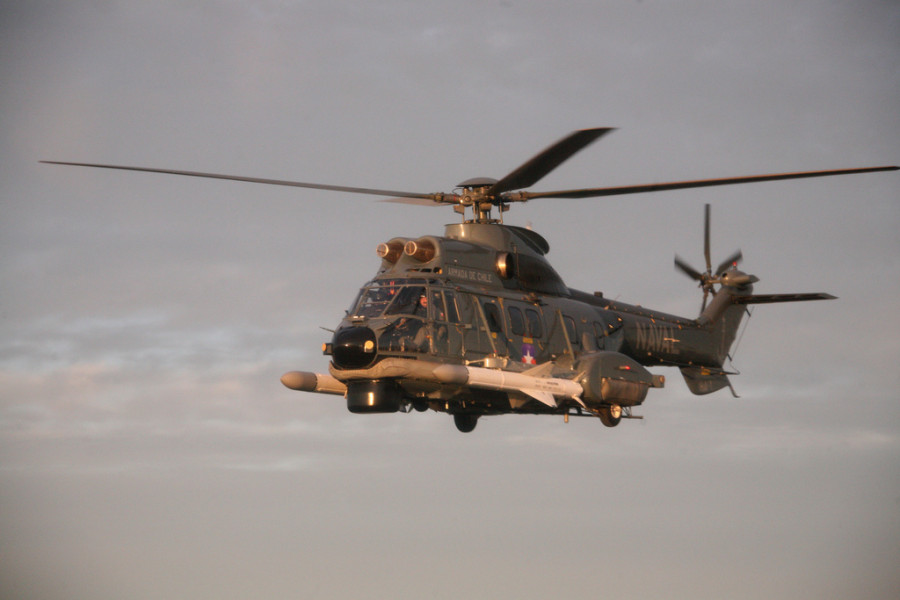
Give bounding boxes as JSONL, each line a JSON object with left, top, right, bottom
{"left": 453, "top": 413, "right": 478, "bottom": 433}
{"left": 597, "top": 404, "right": 622, "bottom": 428}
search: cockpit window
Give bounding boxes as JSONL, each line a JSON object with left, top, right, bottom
{"left": 354, "top": 288, "right": 394, "bottom": 317}
{"left": 351, "top": 280, "right": 431, "bottom": 318}
{"left": 429, "top": 290, "right": 447, "bottom": 321}
{"left": 444, "top": 291, "right": 460, "bottom": 323}
{"left": 385, "top": 286, "right": 427, "bottom": 317}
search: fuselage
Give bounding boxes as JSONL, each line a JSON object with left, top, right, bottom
{"left": 326, "top": 222, "right": 747, "bottom": 410}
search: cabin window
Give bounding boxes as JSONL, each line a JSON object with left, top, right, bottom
{"left": 563, "top": 315, "right": 578, "bottom": 345}
{"left": 525, "top": 308, "right": 543, "bottom": 338}
{"left": 508, "top": 306, "right": 525, "bottom": 336}
{"left": 483, "top": 302, "right": 504, "bottom": 333}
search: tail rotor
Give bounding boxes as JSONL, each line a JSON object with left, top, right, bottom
{"left": 675, "top": 204, "right": 755, "bottom": 313}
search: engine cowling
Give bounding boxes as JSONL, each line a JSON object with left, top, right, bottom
{"left": 576, "top": 352, "right": 663, "bottom": 407}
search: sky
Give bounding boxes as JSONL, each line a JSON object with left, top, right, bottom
{"left": 1, "top": 1, "right": 899, "bottom": 598}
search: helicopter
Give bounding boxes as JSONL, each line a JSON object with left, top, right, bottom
{"left": 43, "top": 128, "right": 897, "bottom": 432}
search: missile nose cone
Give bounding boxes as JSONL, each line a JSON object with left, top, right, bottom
{"left": 281, "top": 371, "right": 318, "bottom": 391}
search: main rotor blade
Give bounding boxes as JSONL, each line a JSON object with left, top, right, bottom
{"left": 380, "top": 196, "right": 449, "bottom": 206}
{"left": 39, "top": 161, "right": 443, "bottom": 201}
{"left": 488, "top": 128, "right": 614, "bottom": 196}
{"left": 517, "top": 165, "right": 899, "bottom": 200}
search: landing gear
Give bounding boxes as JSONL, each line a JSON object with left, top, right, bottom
{"left": 453, "top": 413, "right": 478, "bottom": 433}
{"left": 597, "top": 404, "right": 622, "bottom": 428}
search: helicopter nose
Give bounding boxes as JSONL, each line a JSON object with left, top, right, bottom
{"left": 331, "top": 326, "right": 378, "bottom": 370}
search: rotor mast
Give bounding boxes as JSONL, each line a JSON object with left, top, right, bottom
{"left": 454, "top": 177, "right": 509, "bottom": 223}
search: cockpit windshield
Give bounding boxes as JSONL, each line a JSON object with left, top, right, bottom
{"left": 351, "top": 280, "right": 428, "bottom": 318}
{"left": 385, "top": 286, "right": 427, "bottom": 316}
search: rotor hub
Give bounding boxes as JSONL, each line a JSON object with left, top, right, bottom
{"left": 453, "top": 180, "right": 506, "bottom": 223}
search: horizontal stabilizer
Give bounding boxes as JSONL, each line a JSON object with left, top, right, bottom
{"left": 734, "top": 293, "right": 836, "bottom": 304}
{"left": 680, "top": 366, "right": 731, "bottom": 395}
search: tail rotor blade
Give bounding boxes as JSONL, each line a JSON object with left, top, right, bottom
{"left": 715, "top": 249, "right": 743, "bottom": 276}
{"left": 675, "top": 255, "right": 703, "bottom": 281}
{"left": 703, "top": 203, "right": 712, "bottom": 275}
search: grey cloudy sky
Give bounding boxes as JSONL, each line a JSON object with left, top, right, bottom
{"left": 2, "top": 1, "right": 899, "bottom": 599}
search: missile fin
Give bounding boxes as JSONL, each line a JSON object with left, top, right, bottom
{"left": 523, "top": 390, "right": 558, "bottom": 407}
